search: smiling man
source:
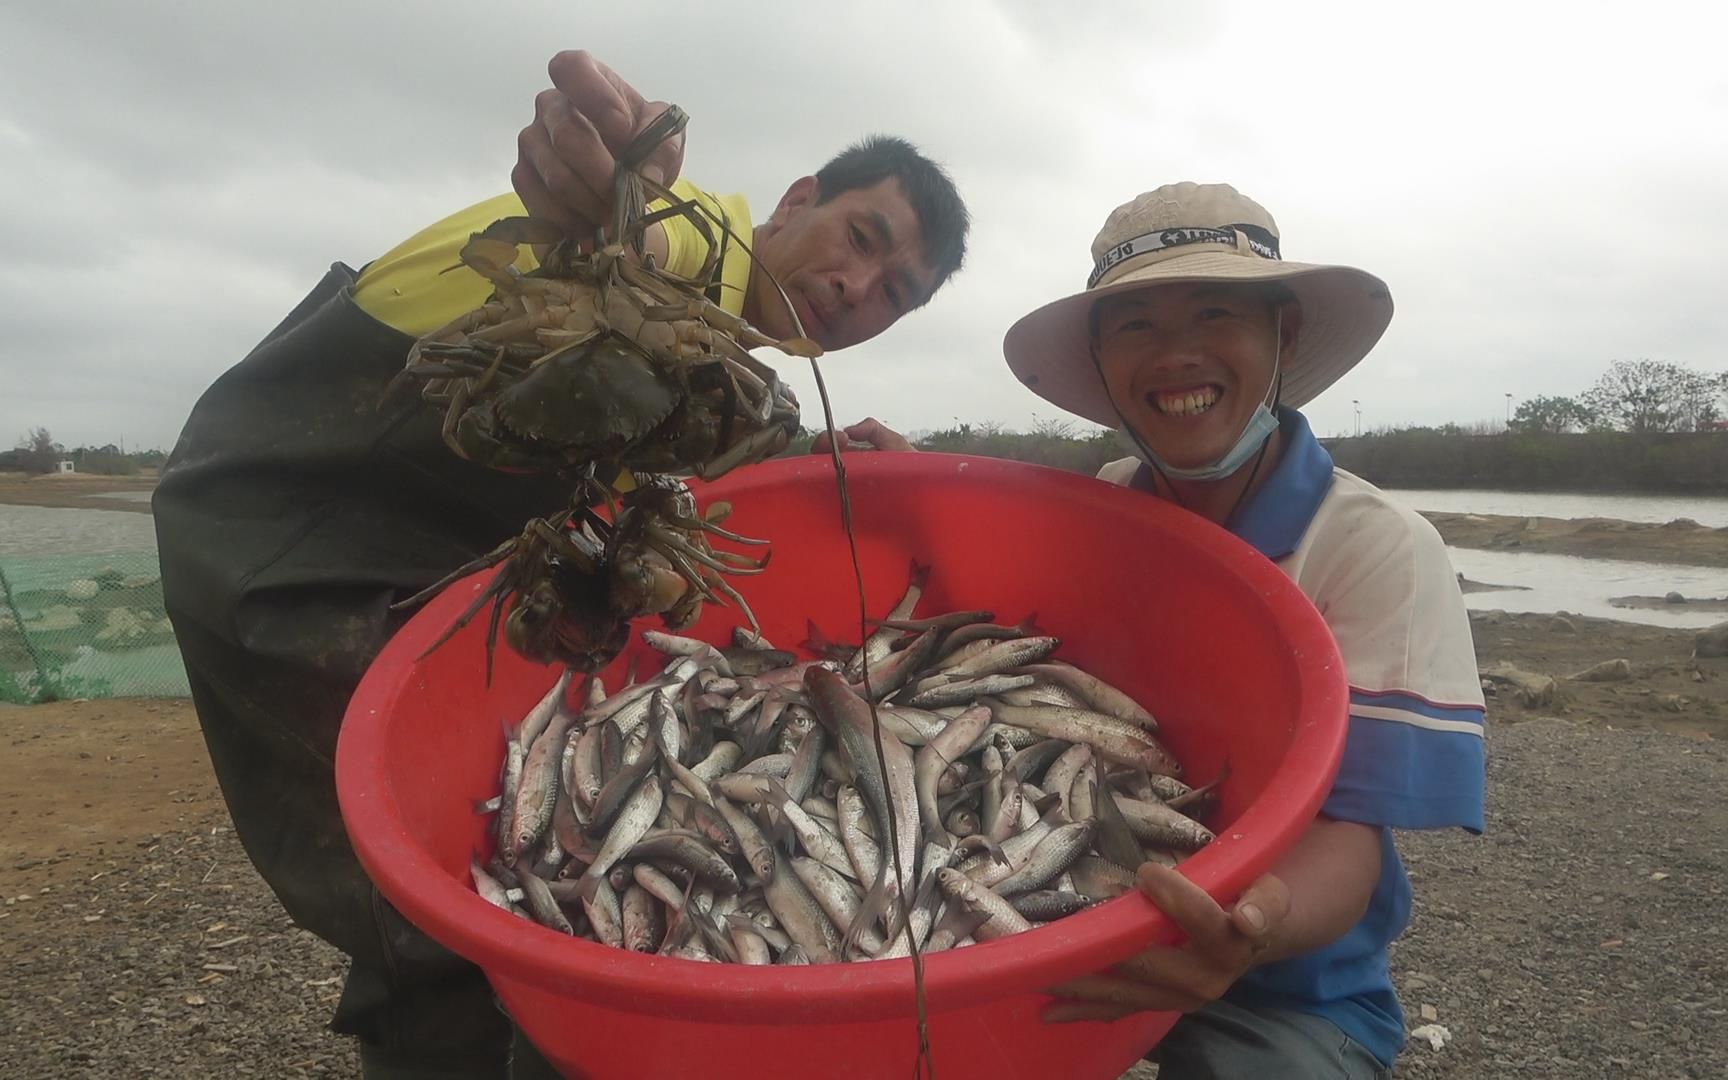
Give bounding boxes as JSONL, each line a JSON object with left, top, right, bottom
{"left": 153, "top": 50, "right": 968, "bottom": 1080}
{"left": 838, "top": 182, "right": 1487, "bottom": 1076}
{"left": 1003, "top": 182, "right": 1487, "bottom": 1077}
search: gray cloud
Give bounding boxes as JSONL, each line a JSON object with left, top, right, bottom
{"left": 2, "top": 0, "right": 1725, "bottom": 456}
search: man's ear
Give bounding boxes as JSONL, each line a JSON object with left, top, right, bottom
{"left": 764, "top": 175, "right": 820, "bottom": 231}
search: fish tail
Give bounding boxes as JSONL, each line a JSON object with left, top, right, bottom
{"left": 845, "top": 865, "right": 894, "bottom": 961}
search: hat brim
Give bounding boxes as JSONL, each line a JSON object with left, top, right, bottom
{"left": 1002, "top": 252, "right": 1394, "bottom": 427}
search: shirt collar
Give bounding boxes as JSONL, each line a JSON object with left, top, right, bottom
{"left": 1128, "top": 405, "right": 1334, "bottom": 560}
{"left": 1227, "top": 406, "right": 1334, "bottom": 559}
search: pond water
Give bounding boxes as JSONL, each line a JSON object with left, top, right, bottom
{"left": 1446, "top": 547, "right": 1728, "bottom": 629}
{"left": 1388, "top": 488, "right": 1728, "bottom": 528}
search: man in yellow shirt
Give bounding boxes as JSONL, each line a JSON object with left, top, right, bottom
{"left": 153, "top": 50, "right": 969, "bottom": 1079}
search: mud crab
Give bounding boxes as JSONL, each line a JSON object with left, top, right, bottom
{"left": 390, "top": 105, "right": 813, "bottom": 674}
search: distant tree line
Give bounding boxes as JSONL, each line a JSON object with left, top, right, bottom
{"left": 1508, "top": 359, "right": 1727, "bottom": 434}
{"left": 3, "top": 427, "right": 167, "bottom": 476}
{"left": 781, "top": 418, "right": 1126, "bottom": 476}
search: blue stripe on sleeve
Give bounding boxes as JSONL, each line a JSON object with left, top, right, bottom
{"left": 1323, "top": 710, "right": 1487, "bottom": 833}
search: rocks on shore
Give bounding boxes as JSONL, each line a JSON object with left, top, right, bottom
{"left": 1481, "top": 662, "right": 1560, "bottom": 707}
{"left": 1696, "top": 622, "right": 1728, "bottom": 660}
{"left": 1568, "top": 658, "right": 1632, "bottom": 683}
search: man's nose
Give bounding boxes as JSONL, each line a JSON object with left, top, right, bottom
{"left": 832, "top": 263, "right": 878, "bottom": 306}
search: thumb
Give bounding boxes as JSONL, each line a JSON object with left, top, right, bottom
{"left": 1229, "top": 874, "right": 1290, "bottom": 950}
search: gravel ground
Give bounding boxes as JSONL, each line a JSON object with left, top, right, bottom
{"left": 0, "top": 824, "right": 357, "bottom": 1078}
{"left": 3, "top": 715, "right": 1722, "bottom": 1079}
{"left": 1384, "top": 717, "right": 1726, "bottom": 1079}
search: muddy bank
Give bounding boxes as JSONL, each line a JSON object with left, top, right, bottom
{"left": 1424, "top": 511, "right": 1728, "bottom": 568}
{"left": 1458, "top": 576, "right": 1529, "bottom": 595}
{"left": 1466, "top": 608, "right": 1726, "bottom": 738}
{"left": 1610, "top": 594, "right": 1728, "bottom": 613}
{"left": 0, "top": 472, "right": 158, "bottom": 514}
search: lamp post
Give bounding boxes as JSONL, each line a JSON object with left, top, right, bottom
{"left": 1505, "top": 392, "right": 1513, "bottom": 425}
{"left": 1352, "top": 399, "right": 1361, "bottom": 437}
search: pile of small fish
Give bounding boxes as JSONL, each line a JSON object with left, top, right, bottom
{"left": 469, "top": 562, "right": 1220, "bottom": 964}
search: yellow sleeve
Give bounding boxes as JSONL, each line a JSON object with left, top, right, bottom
{"left": 352, "top": 193, "right": 538, "bottom": 338}
{"left": 656, "top": 183, "right": 754, "bottom": 317}
{"left": 353, "top": 180, "right": 752, "bottom": 338}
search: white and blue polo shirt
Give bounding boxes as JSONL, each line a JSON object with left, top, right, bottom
{"left": 1098, "top": 406, "right": 1487, "bottom": 1068}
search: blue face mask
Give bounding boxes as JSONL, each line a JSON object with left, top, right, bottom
{"left": 1115, "top": 310, "right": 1283, "bottom": 482}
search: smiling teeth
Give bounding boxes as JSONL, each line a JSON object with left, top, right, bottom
{"left": 1156, "top": 387, "right": 1220, "bottom": 416}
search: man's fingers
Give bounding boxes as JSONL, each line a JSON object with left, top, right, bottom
{"left": 546, "top": 51, "right": 684, "bottom": 189}
{"left": 539, "top": 94, "right": 615, "bottom": 205}
{"left": 632, "top": 102, "right": 685, "bottom": 189}
{"left": 1041, "top": 1000, "right": 1138, "bottom": 1025}
{"left": 511, "top": 159, "right": 573, "bottom": 231}
{"left": 842, "top": 417, "right": 912, "bottom": 451}
{"left": 1111, "top": 944, "right": 1244, "bottom": 1005}
{"left": 1044, "top": 973, "right": 1205, "bottom": 1015}
{"left": 1135, "top": 862, "right": 1234, "bottom": 954}
{"left": 808, "top": 431, "right": 836, "bottom": 454}
{"left": 548, "top": 51, "right": 638, "bottom": 146}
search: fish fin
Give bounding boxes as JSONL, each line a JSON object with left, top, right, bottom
{"left": 800, "top": 618, "right": 859, "bottom": 661}
{"left": 953, "top": 833, "right": 1007, "bottom": 867}
{"left": 845, "top": 864, "right": 894, "bottom": 961}
{"left": 1166, "top": 760, "right": 1230, "bottom": 813}
{"left": 922, "top": 817, "right": 954, "bottom": 850}
{"left": 759, "top": 779, "right": 800, "bottom": 854}
{"left": 906, "top": 559, "right": 931, "bottom": 592}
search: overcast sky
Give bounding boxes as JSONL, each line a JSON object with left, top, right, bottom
{"left": 3, "top": 1, "right": 1725, "bottom": 453}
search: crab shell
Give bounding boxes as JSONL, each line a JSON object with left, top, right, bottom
{"left": 454, "top": 336, "right": 681, "bottom": 474}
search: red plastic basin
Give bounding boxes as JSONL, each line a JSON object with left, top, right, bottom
{"left": 337, "top": 452, "right": 1346, "bottom": 1080}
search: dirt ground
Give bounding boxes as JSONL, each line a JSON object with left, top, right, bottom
{"left": 4, "top": 475, "right": 1726, "bottom": 1075}
{"left": 3, "top": 614, "right": 1724, "bottom": 1078}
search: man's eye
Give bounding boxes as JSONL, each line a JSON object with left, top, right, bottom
{"left": 850, "top": 226, "right": 868, "bottom": 252}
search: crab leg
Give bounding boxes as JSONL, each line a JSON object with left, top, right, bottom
{"left": 701, "top": 571, "right": 764, "bottom": 638}
{"left": 645, "top": 541, "right": 727, "bottom": 609}
{"left": 696, "top": 425, "right": 792, "bottom": 482}
{"left": 645, "top": 526, "right": 770, "bottom": 578}
{"left": 659, "top": 512, "right": 770, "bottom": 548}
{"left": 412, "top": 568, "right": 515, "bottom": 663}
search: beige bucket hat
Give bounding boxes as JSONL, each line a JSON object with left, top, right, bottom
{"left": 1003, "top": 182, "right": 1395, "bottom": 426}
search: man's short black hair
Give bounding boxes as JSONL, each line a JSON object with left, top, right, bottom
{"left": 814, "top": 135, "right": 969, "bottom": 305}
